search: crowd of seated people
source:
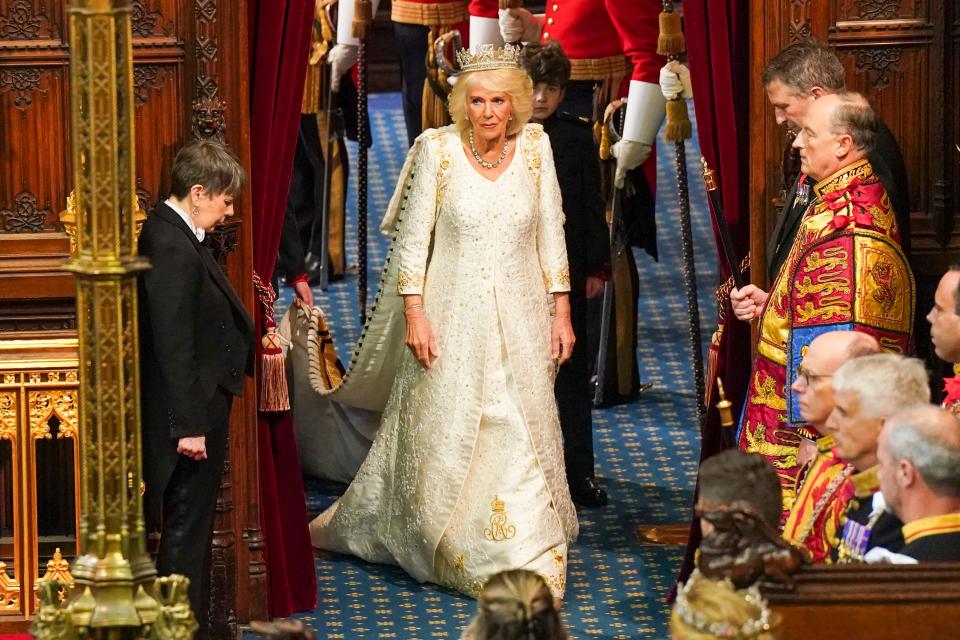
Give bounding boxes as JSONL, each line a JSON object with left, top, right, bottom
{"left": 662, "top": 264, "right": 960, "bottom": 638}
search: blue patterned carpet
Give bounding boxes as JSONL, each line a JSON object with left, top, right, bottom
{"left": 278, "top": 92, "right": 717, "bottom": 639}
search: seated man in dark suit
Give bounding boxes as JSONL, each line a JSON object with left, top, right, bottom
{"left": 871, "top": 405, "right": 960, "bottom": 562}
{"left": 522, "top": 42, "right": 610, "bottom": 506}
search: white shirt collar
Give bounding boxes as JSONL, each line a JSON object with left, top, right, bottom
{"left": 165, "top": 198, "right": 205, "bottom": 242}
{"left": 871, "top": 491, "right": 888, "bottom": 518}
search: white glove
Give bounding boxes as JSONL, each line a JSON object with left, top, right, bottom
{"left": 327, "top": 44, "right": 359, "bottom": 92}
{"left": 611, "top": 139, "right": 652, "bottom": 189}
{"left": 659, "top": 60, "right": 693, "bottom": 100}
{"left": 498, "top": 8, "right": 542, "bottom": 44}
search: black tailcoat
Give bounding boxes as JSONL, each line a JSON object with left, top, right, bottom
{"left": 138, "top": 202, "right": 253, "bottom": 628}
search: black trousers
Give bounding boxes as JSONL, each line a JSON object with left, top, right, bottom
{"left": 394, "top": 22, "right": 430, "bottom": 147}
{"left": 155, "top": 388, "right": 232, "bottom": 636}
{"left": 556, "top": 290, "right": 596, "bottom": 482}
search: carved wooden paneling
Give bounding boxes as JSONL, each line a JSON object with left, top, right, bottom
{"left": 132, "top": 61, "right": 183, "bottom": 212}
{"left": 0, "top": 0, "right": 77, "bottom": 334}
{"left": 203, "top": 2, "right": 268, "bottom": 628}
{"left": 131, "top": 0, "right": 176, "bottom": 39}
{"left": 0, "top": 67, "right": 69, "bottom": 233}
{"left": 835, "top": 45, "right": 929, "bottom": 213}
{"left": 0, "top": 0, "right": 64, "bottom": 42}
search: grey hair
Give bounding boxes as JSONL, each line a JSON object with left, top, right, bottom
{"left": 829, "top": 91, "right": 877, "bottom": 154}
{"left": 832, "top": 353, "right": 930, "bottom": 419}
{"left": 885, "top": 408, "right": 960, "bottom": 498}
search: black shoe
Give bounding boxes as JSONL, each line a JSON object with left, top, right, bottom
{"left": 569, "top": 477, "right": 608, "bottom": 507}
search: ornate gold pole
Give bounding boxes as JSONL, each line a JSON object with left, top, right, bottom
{"left": 32, "top": 1, "right": 195, "bottom": 637}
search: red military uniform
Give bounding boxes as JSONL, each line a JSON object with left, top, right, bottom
{"left": 544, "top": 0, "right": 662, "bottom": 87}
{"left": 469, "top": 0, "right": 663, "bottom": 86}
{"left": 391, "top": 0, "right": 469, "bottom": 27}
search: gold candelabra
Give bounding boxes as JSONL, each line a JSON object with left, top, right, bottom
{"left": 32, "top": 2, "right": 196, "bottom": 638}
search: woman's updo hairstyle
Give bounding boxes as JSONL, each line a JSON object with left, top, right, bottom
{"left": 461, "top": 569, "right": 568, "bottom": 640}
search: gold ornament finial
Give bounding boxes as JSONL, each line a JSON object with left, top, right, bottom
{"left": 716, "top": 378, "right": 734, "bottom": 429}
{"left": 456, "top": 44, "right": 522, "bottom": 73}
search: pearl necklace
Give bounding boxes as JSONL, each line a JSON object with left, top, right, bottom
{"left": 468, "top": 129, "right": 510, "bottom": 169}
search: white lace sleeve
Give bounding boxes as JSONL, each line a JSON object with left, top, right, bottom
{"left": 535, "top": 133, "right": 570, "bottom": 293}
{"left": 394, "top": 136, "right": 440, "bottom": 295}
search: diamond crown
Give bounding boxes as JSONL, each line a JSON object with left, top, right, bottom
{"left": 456, "top": 44, "right": 522, "bottom": 73}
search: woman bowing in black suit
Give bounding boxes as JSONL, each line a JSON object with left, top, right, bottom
{"left": 138, "top": 140, "right": 253, "bottom": 633}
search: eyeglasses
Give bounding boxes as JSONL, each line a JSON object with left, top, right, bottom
{"left": 796, "top": 364, "right": 832, "bottom": 386}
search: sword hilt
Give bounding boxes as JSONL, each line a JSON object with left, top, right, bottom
{"left": 598, "top": 98, "right": 625, "bottom": 161}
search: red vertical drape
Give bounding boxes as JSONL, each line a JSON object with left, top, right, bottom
{"left": 674, "top": 0, "right": 751, "bottom": 588}
{"left": 248, "top": 0, "right": 317, "bottom": 617}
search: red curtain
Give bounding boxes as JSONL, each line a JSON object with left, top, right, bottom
{"left": 248, "top": 0, "right": 317, "bottom": 616}
{"left": 674, "top": 0, "right": 751, "bottom": 588}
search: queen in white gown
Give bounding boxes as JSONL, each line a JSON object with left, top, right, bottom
{"left": 309, "top": 45, "right": 579, "bottom": 599}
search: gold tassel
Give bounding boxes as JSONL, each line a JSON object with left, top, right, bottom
{"left": 665, "top": 99, "right": 692, "bottom": 142}
{"left": 657, "top": 11, "right": 685, "bottom": 56}
{"left": 716, "top": 377, "right": 734, "bottom": 429}
{"left": 598, "top": 96, "right": 625, "bottom": 161}
{"left": 252, "top": 273, "right": 290, "bottom": 413}
{"left": 314, "top": 311, "right": 345, "bottom": 389}
{"left": 705, "top": 325, "right": 723, "bottom": 408}
{"left": 421, "top": 27, "right": 451, "bottom": 131}
{"left": 259, "top": 325, "right": 290, "bottom": 412}
{"left": 598, "top": 120, "right": 612, "bottom": 160}
{"left": 352, "top": 0, "right": 373, "bottom": 40}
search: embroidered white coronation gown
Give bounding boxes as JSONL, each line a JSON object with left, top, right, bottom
{"left": 308, "top": 124, "right": 578, "bottom": 598}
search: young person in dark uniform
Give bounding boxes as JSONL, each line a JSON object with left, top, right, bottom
{"left": 875, "top": 405, "right": 960, "bottom": 562}
{"left": 138, "top": 141, "right": 253, "bottom": 633}
{"left": 522, "top": 42, "right": 610, "bottom": 507}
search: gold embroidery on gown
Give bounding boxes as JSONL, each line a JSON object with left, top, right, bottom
{"left": 308, "top": 124, "right": 578, "bottom": 598}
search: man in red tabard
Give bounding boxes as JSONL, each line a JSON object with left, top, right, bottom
{"left": 733, "top": 93, "right": 914, "bottom": 514}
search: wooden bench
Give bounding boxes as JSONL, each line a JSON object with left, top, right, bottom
{"left": 761, "top": 563, "right": 960, "bottom": 639}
